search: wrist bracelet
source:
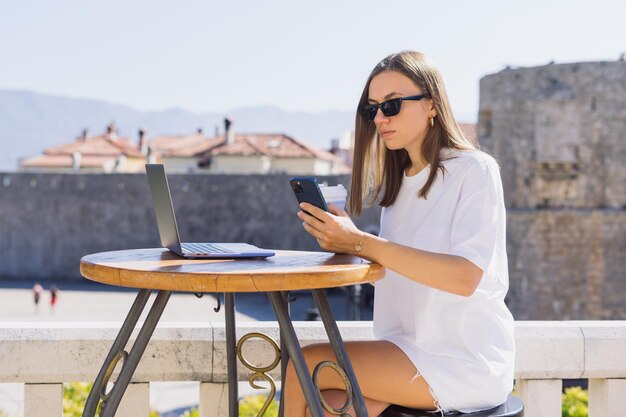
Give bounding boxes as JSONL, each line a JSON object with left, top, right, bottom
{"left": 354, "top": 232, "right": 364, "bottom": 255}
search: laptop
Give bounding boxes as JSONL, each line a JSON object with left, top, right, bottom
{"left": 145, "top": 164, "right": 275, "bottom": 259}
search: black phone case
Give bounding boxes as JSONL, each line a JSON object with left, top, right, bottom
{"left": 289, "top": 177, "right": 329, "bottom": 213}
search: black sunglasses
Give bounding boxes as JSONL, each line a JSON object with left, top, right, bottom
{"left": 359, "top": 94, "right": 429, "bottom": 121}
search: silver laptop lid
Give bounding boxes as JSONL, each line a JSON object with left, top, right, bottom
{"left": 145, "top": 164, "right": 184, "bottom": 255}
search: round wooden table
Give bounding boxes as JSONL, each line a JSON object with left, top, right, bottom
{"left": 81, "top": 248, "right": 383, "bottom": 292}
{"left": 80, "top": 248, "right": 383, "bottom": 417}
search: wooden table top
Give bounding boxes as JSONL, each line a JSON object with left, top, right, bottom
{"left": 80, "top": 248, "right": 384, "bottom": 293}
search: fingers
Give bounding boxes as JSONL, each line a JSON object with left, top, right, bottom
{"left": 300, "top": 203, "right": 329, "bottom": 222}
{"left": 303, "top": 221, "right": 327, "bottom": 243}
{"left": 302, "top": 220, "right": 345, "bottom": 252}
{"left": 298, "top": 210, "right": 326, "bottom": 231}
{"left": 299, "top": 211, "right": 334, "bottom": 249}
{"left": 298, "top": 203, "right": 343, "bottom": 252}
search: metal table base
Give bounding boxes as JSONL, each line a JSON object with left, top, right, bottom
{"left": 83, "top": 289, "right": 368, "bottom": 417}
{"left": 82, "top": 289, "right": 171, "bottom": 417}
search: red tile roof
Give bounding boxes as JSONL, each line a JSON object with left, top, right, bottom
{"left": 206, "top": 134, "right": 345, "bottom": 163}
{"left": 20, "top": 128, "right": 144, "bottom": 169}
{"left": 44, "top": 134, "right": 144, "bottom": 158}
{"left": 20, "top": 125, "right": 352, "bottom": 173}
{"left": 148, "top": 134, "right": 220, "bottom": 157}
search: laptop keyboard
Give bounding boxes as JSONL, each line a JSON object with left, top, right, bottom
{"left": 182, "top": 243, "right": 234, "bottom": 254}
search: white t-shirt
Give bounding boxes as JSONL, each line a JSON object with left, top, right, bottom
{"left": 373, "top": 148, "right": 515, "bottom": 413}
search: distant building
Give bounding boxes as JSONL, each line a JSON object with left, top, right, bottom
{"left": 198, "top": 133, "right": 351, "bottom": 175}
{"left": 20, "top": 123, "right": 147, "bottom": 173}
{"left": 198, "top": 134, "right": 350, "bottom": 175}
{"left": 329, "top": 131, "right": 355, "bottom": 168}
{"left": 149, "top": 118, "right": 349, "bottom": 175}
{"left": 147, "top": 129, "right": 219, "bottom": 173}
{"left": 18, "top": 120, "right": 476, "bottom": 175}
{"left": 20, "top": 119, "right": 349, "bottom": 175}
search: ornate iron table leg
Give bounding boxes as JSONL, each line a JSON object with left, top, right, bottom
{"left": 312, "top": 288, "right": 369, "bottom": 417}
{"left": 278, "top": 291, "right": 290, "bottom": 417}
{"left": 268, "top": 291, "right": 326, "bottom": 417}
{"left": 82, "top": 289, "right": 171, "bottom": 417}
{"left": 224, "top": 293, "right": 239, "bottom": 417}
{"left": 233, "top": 293, "right": 284, "bottom": 417}
{"left": 236, "top": 332, "right": 281, "bottom": 417}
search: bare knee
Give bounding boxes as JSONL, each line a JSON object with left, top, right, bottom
{"left": 304, "top": 389, "right": 349, "bottom": 417}
{"left": 285, "top": 343, "right": 336, "bottom": 396}
{"left": 285, "top": 343, "right": 325, "bottom": 379}
{"left": 287, "top": 343, "right": 333, "bottom": 374}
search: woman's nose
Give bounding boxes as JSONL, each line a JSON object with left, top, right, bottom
{"left": 373, "top": 108, "right": 389, "bottom": 125}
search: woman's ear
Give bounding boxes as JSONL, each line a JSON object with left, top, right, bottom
{"left": 427, "top": 99, "right": 437, "bottom": 117}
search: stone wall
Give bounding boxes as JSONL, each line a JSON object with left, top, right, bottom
{"left": 507, "top": 209, "right": 626, "bottom": 319}
{"left": 479, "top": 60, "right": 626, "bottom": 210}
{"left": 480, "top": 59, "right": 626, "bottom": 319}
{"left": 0, "top": 172, "right": 381, "bottom": 282}
{"left": 2, "top": 170, "right": 626, "bottom": 319}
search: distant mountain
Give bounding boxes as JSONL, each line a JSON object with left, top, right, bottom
{"left": 0, "top": 89, "right": 355, "bottom": 170}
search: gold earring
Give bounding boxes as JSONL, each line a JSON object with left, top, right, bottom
{"left": 430, "top": 116, "right": 435, "bottom": 128}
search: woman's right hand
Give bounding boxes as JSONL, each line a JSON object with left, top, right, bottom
{"left": 297, "top": 202, "right": 365, "bottom": 255}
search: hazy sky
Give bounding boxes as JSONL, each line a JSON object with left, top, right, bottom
{"left": 1, "top": 0, "right": 624, "bottom": 122}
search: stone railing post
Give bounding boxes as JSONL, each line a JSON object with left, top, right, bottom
{"left": 516, "top": 379, "right": 561, "bottom": 417}
{"left": 24, "top": 383, "right": 63, "bottom": 417}
{"left": 588, "top": 379, "right": 626, "bottom": 417}
{"left": 115, "top": 382, "right": 150, "bottom": 417}
{"left": 583, "top": 323, "right": 626, "bottom": 417}
{"left": 199, "top": 382, "right": 229, "bottom": 417}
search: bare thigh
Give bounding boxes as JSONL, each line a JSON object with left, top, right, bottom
{"left": 291, "top": 340, "right": 436, "bottom": 410}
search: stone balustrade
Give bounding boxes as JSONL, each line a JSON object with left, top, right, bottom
{"left": 1, "top": 321, "right": 626, "bottom": 417}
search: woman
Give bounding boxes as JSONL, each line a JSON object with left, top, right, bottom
{"left": 286, "top": 51, "right": 515, "bottom": 416}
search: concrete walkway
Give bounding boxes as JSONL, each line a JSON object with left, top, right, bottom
{"left": 1, "top": 282, "right": 253, "bottom": 323}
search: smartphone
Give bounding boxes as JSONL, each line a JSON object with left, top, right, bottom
{"left": 289, "top": 177, "right": 328, "bottom": 215}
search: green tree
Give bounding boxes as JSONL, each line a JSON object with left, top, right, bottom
{"left": 62, "top": 382, "right": 160, "bottom": 417}
{"left": 239, "top": 395, "right": 279, "bottom": 417}
{"left": 177, "top": 395, "right": 279, "bottom": 417}
{"left": 562, "top": 386, "right": 588, "bottom": 417}
{"left": 63, "top": 382, "right": 92, "bottom": 417}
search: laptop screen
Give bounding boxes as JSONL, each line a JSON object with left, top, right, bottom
{"left": 145, "top": 164, "right": 184, "bottom": 254}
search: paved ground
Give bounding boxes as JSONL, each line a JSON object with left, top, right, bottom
{"left": 0, "top": 281, "right": 373, "bottom": 416}
{"left": 0, "top": 280, "right": 373, "bottom": 322}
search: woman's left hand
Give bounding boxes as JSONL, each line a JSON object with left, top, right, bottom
{"left": 297, "top": 202, "right": 363, "bottom": 254}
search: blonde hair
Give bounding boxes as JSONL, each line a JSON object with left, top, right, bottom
{"left": 349, "top": 51, "right": 476, "bottom": 216}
